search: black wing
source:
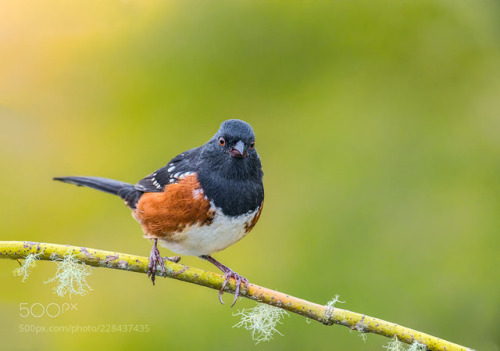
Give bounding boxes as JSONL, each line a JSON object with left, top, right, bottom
{"left": 135, "top": 147, "right": 201, "bottom": 193}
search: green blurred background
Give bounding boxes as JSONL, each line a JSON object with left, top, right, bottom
{"left": 1, "top": 0, "right": 499, "bottom": 350}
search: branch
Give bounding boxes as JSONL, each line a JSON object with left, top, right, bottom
{"left": 1, "top": 241, "right": 471, "bottom": 351}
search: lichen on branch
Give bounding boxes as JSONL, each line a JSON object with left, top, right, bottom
{"left": 233, "top": 303, "right": 289, "bottom": 343}
{"left": 44, "top": 250, "right": 92, "bottom": 298}
{"left": 13, "top": 252, "right": 42, "bottom": 282}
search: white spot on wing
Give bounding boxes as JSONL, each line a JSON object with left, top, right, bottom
{"left": 151, "top": 174, "right": 162, "bottom": 189}
{"left": 167, "top": 166, "right": 175, "bottom": 172}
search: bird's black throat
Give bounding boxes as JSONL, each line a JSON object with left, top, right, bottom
{"left": 197, "top": 154, "right": 264, "bottom": 217}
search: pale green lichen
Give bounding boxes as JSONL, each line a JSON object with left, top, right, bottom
{"left": 351, "top": 321, "right": 368, "bottom": 342}
{"left": 44, "top": 251, "right": 92, "bottom": 298}
{"left": 326, "top": 294, "right": 345, "bottom": 307}
{"left": 233, "top": 303, "right": 289, "bottom": 343}
{"left": 408, "top": 341, "right": 427, "bottom": 351}
{"left": 325, "top": 294, "right": 346, "bottom": 324}
{"left": 349, "top": 320, "right": 368, "bottom": 342}
{"left": 13, "top": 252, "right": 43, "bottom": 282}
{"left": 383, "top": 336, "right": 427, "bottom": 351}
{"left": 383, "top": 336, "right": 406, "bottom": 351}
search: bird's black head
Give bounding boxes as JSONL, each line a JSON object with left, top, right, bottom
{"left": 198, "top": 119, "right": 264, "bottom": 216}
{"left": 200, "top": 119, "right": 262, "bottom": 181}
{"left": 215, "top": 119, "right": 256, "bottom": 159}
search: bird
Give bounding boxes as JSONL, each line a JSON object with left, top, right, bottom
{"left": 53, "top": 119, "right": 264, "bottom": 306}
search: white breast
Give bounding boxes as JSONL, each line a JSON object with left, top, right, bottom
{"left": 158, "top": 205, "right": 261, "bottom": 256}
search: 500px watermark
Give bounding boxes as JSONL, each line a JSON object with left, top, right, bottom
{"left": 19, "top": 303, "right": 78, "bottom": 318}
{"left": 19, "top": 324, "right": 151, "bottom": 334}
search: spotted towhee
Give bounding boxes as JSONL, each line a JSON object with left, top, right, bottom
{"left": 54, "top": 119, "right": 264, "bottom": 306}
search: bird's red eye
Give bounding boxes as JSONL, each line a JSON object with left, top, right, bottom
{"left": 218, "top": 137, "right": 225, "bottom": 146}
{"left": 249, "top": 141, "right": 255, "bottom": 149}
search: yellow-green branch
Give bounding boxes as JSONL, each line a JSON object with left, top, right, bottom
{"left": 0, "top": 241, "right": 471, "bottom": 351}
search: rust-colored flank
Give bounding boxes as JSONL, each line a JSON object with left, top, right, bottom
{"left": 134, "top": 174, "right": 214, "bottom": 239}
{"left": 245, "top": 201, "right": 264, "bottom": 233}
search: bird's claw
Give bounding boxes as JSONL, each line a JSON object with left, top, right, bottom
{"left": 147, "top": 239, "right": 166, "bottom": 285}
{"left": 165, "top": 255, "right": 181, "bottom": 264}
{"left": 219, "top": 271, "right": 250, "bottom": 307}
{"left": 199, "top": 255, "right": 249, "bottom": 307}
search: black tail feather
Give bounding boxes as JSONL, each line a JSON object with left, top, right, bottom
{"left": 53, "top": 176, "right": 142, "bottom": 209}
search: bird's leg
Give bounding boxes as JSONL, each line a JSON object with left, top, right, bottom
{"left": 147, "top": 239, "right": 182, "bottom": 285}
{"left": 199, "top": 255, "right": 249, "bottom": 307}
{"left": 147, "top": 239, "right": 165, "bottom": 285}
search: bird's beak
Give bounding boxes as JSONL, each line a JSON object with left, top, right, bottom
{"left": 229, "top": 140, "right": 246, "bottom": 158}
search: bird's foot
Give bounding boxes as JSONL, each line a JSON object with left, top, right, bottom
{"left": 200, "top": 255, "right": 249, "bottom": 307}
{"left": 164, "top": 255, "right": 181, "bottom": 263}
{"left": 220, "top": 269, "right": 249, "bottom": 307}
{"left": 147, "top": 239, "right": 165, "bottom": 285}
